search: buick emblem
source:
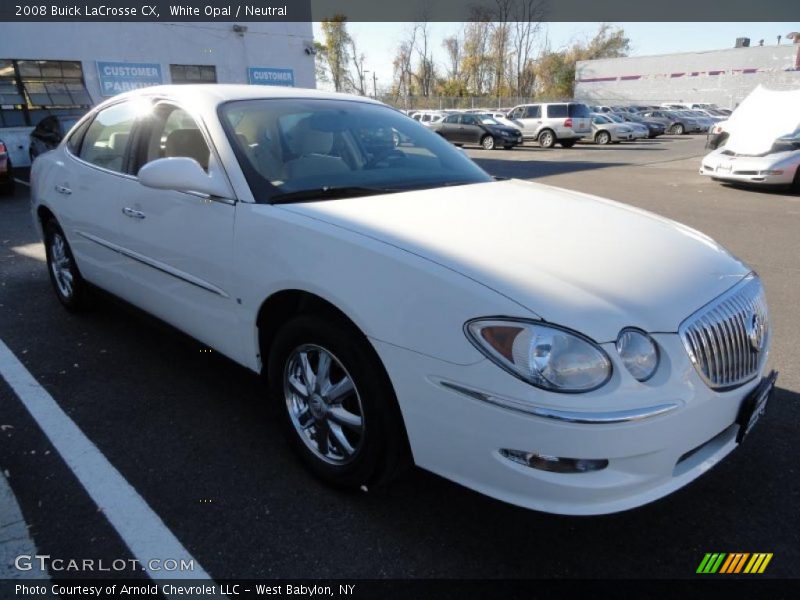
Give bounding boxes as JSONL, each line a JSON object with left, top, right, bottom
{"left": 746, "top": 312, "right": 765, "bottom": 352}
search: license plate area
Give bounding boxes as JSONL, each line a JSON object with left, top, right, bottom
{"left": 736, "top": 370, "right": 777, "bottom": 443}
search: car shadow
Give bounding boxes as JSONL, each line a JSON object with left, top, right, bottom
{"left": 472, "top": 157, "right": 628, "bottom": 179}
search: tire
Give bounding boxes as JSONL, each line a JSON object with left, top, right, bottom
{"left": 538, "top": 129, "right": 556, "bottom": 149}
{"left": 0, "top": 158, "right": 15, "bottom": 196}
{"left": 670, "top": 123, "right": 685, "bottom": 135}
{"left": 595, "top": 131, "right": 611, "bottom": 145}
{"left": 267, "top": 314, "right": 408, "bottom": 489}
{"left": 560, "top": 140, "right": 577, "bottom": 148}
{"left": 44, "top": 219, "right": 89, "bottom": 311}
{"left": 481, "top": 135, "right": 496, "bottom": 150}
{"left": 792, "top": 167, "right": 800, "bottom": 194}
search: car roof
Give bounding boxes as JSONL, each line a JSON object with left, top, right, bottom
{"left": 96, "top": 84, "right": 384, "bottom": 112}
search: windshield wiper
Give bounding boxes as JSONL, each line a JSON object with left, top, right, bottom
{"left": 270, "top": 186, "right": 401, "bottom": 204}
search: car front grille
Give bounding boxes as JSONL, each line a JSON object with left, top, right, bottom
{"left": 679, "top": 274, "right": 769, "bottom": 390}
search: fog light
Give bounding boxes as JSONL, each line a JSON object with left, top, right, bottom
{"left": 500, "top": 449, "right": 608, "bottom": 473}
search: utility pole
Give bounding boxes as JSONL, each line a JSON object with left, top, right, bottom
{"left": 372, "top": 72, "right": 378, "bottom": 99}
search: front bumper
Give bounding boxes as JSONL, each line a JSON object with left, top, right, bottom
{"left": 373, "top": 334, "right": 771, "bottom": 515}
{"left": 700, "top": 156, "right": 796, "bottom": 186}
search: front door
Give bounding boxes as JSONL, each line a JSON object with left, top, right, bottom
{"left": 117, "top": 101, "right": 240, "bottom": 360}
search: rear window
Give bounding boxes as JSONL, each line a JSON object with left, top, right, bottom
{"left": 546, "top": 104, "right": 567, "bottom": 118}
{"left": 568, "top": 104, "right": 591, "bottom": 118}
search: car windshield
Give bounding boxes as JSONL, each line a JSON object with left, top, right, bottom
{"left": 220, "top": 99, "right": 492, "bottom": 202}
{"left": 479, "top": 116, "right": 499, "bottom": 125}
{"left": 593, "top": 115, "right": 610, "bottom": 124}
{"left": 606, "top": 114, "right": 623, "bottom": 123}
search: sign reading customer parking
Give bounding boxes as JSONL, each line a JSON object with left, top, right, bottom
{"left": 248, "top": 67, "right": 294, "bottom": 87}
{"left": 96, "top": 62, "right": 163, "bottom": 96}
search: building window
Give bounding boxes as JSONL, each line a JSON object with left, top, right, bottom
{"left": 0, "top": 59, "right": 92, "bottom": 127}
{"left": 170, "top": 64, "right": 217, "bottom": 84}
{"left": 18, "top": 60, "right": 92, "bottom": 107}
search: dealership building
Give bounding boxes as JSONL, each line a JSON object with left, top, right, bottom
{"left": 575, "top": 42, "right": 800, "bottom": 108}
{"left": 0, "top": 21, "right": 316, "bottom": 167}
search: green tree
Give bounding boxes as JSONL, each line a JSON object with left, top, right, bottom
{"left": 317, "top": 16, "right": 353, "bottom": 92}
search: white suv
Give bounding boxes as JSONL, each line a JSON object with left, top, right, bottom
{"left": 507, "top": 102, "right": 593, "bottom": 148}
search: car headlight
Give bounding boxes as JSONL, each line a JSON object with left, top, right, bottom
{"left": 465, "top": 319, "right": 612, "bottom": 392}
{"left": 615, "top": 328, "right": 659, "bottom": 382}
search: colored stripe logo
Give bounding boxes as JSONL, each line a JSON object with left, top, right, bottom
{"left": 697, "top": 553, "right": 773, "bottom": 574}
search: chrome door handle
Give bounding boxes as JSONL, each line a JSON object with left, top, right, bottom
{"left": 122, "top": 207, "right": 146, "bottom": 219}
{"left": 55, "top": 185, "right": 72, "bottom": 195}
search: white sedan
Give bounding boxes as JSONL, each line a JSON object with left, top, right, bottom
{"left": 31, "top": 85, "right": 776, "bottom": 515}
{"left": 701, "top": 130, "right": 800, "bottom": 190}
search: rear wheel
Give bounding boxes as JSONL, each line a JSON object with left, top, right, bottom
{"left": 44, "top": 220, "right": 89, "bottom": 311}
{"left": 481, "top": 135, "right": 496, "bottom": 150}
{"left": 670, "top": 123, "right": 685, "bottom": 135}
{"left": 595, "top": 131, "right": 611, "bottom": 145}
{"left": 268, "top": 314, "right": 408, "bottom": 489}
{"left": 538, "top": 129, "right": 556, "bottom": 149}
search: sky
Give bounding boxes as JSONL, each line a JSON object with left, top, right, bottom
{"left": 312, "top": 22, "right": 800, "bottom": 92}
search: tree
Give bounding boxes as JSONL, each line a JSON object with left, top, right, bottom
{"left": 536, "top": 24, "right": 631, "bottom": 99}
{"left": 317, "top": 16, "right": 353, "bottom": 92}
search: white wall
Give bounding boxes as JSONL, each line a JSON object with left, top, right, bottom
{"left": 575, "top": 45, "right": 800, "bottom": 108}
{"left": 0, "top": 22, "right": 316, "bottom": 167}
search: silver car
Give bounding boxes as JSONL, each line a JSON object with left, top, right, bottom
{"left": 507, "top": 102, "right": 592, "bottom": 148}
{"left": 590, "top": 113, "right": 635, "bottom": 144}
{"left": 640, "top": 110, "right": 703, "bottom": 135}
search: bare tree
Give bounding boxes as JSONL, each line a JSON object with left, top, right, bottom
{"left": 349, "top": 38, "right": 367, "bottom": 95}
{"left": 510, "top": 0, "right": 545, "bottom": 97}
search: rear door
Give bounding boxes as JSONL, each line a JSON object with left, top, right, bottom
{"left": 438, "top": 114, "right": 460, "bottom": 142}
{"left": 56, "top": 100, "right": 141, "bottom": 298}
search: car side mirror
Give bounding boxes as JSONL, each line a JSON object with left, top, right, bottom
{"left": 138, "top": 157, "right": 229, "bottom": 198}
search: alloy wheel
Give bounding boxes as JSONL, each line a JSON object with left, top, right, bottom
{"left": 49, "top": 233, "right": 74, "bottom": 299}
{"left": 283, "top": 344, "right": 365, "bottom": 465}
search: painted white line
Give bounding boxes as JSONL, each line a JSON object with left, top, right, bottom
{"left": 13, "top": 178, "right": 30, "bottom": 187}
{"left": 0, "top": 338, "right": 218, "bottom": 587}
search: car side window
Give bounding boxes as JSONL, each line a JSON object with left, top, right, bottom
{"left": 546, "top": 104, "right": 568, "bottom": 118}
{"left": 462, "top": 115, "right": 477, "bottom": 125}
{"left": 525, "top": 106, "right": 541, "bottom": 119}
{"left": 143, "top": 104, "right": 211, "bottom": 172}
{"left": 66, "top": 118, "right": 91, "bottom": 155}
{"left": 78, "top": 102, "right": 139, "bottom": 173}
{"left": 444, "top": 115, "right": 459, "bottom": 124}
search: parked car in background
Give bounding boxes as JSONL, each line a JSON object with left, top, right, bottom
{"left": 481, "top": 111, "right": 522, "bottom": 132}
{"left": 640, "top": 110, "right": 702, "bottom": 135}
{"left": 590, "top": 113, "right": 634, "bottom": 144}
{"left": 614, "top": 112, "right": 665, "bottom": 138}
{"left": 29, "top": 114, "right": 84, "bottom": 161}
{"left": 606, "top": 113, "right": 648, "bottom": 139}
{"left": 431, "top": 113, "right": 522, "bottom": 149}
{"left": 0, "top": 138, "right": 15, "bottom": 195}
{"left": 701, "top": 129, "right": 800, "bottom": 191}
{"left": 31, "top": 84, "right": 776, "bottom": 515}
{"left": 410, "top": 111, "right": 448, "bottom": 128}
{"left": 676, "top": 110, "right": 714, "bottom": 131}
{"left": 507, "top": 102, "right": 592, "bottom": 148}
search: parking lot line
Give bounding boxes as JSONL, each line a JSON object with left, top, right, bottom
{"left": 0, "top": 337, "right": 213, "bottom": 583}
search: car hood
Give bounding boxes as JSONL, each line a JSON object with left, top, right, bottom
{"left": 280, "top": 179, "right": 750, "bottom": 342}
{"left": 724, "top": 85, "right": 800, "bottom": 155}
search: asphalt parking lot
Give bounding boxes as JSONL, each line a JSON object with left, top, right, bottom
{"left": 1, "top": 134, "right": 798, "bottom": 581}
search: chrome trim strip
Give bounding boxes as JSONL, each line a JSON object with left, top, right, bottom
{"left": 438, "top": 380, "right": 679, "bottom": 424}
{"left": 75, "top": 230, "right": 229, "bottom": 298}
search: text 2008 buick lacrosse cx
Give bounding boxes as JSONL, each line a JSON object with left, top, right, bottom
{"left": 31, "top": 85, "right": 777, "bottom": 515}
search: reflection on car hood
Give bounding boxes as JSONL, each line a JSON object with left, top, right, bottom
{"left": 281, "top": 179, "right": 749, "bottom": 341}
{"left": 724, "top": 85, "right": 800, "bottom": 155}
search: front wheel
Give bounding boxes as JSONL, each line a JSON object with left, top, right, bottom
{"left": 595, "top": 131, "right": 611, "bottom": 145}
{"left": 44, "top": 220, "right": 89, "bottom": 311}
{"left": 538, "top": 130, "right": 556, "bottom": 149}
{"left": 670, "top": 123, "right": 685, "bottom": 135}
{"left": 268, "top": 315, "right": 408, "bottom": 489}
{"left": 481, "top": 135, "right": 496, "bottom": 150}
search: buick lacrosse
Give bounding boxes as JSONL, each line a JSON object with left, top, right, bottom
{"left": 31, "top": 86, "right": 776, "bottom": 514}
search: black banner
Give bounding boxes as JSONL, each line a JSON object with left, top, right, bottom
{"left": 1, "top": 0, "right": 798, "bottom": 22}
